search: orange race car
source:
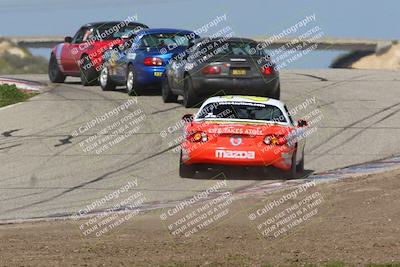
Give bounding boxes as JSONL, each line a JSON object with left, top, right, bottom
{"left": 179, "top": 96, "right": 308, "bottom": 178}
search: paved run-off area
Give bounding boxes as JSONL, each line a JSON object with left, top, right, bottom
{"left": 0, "top": 69, "right": 400, "bottom": 221}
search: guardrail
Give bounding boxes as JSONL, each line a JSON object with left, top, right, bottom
{"left": 3, "top": 35, "right": 396, "bottom": 52}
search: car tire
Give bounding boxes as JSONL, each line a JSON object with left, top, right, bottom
{"left": 183, "top": 75, "right": 198, "bottom": 108}
{"left": 162, "top": 75, "right": 178, "bottom": 103}
{"left": 287, "top": 149, "right": 297, "bottom": 179}
{"left": 179, "top": 151, "right": 196, "bottom": 178}
{"left": 274, "top": 83, "right": 281, "bottom": 100}
{"left": 99, "top": 65, "right": 116, "bottom": 91}
{"left": 48, "top": 54, "right": 66, "bottom": 83}
{"left": 296, "top": 149, "right": 304, "bottom": 172}
{"left": 265, "top": 83, "right": 280, "bottom": 100}
{"left": 80, "top": 56, "right": 97, "bottom": 86}
{"left": 126, "top": 65, "right": 142, "bottom": 96}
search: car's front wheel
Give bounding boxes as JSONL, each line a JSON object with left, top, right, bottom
{"left": 48, "top": 54, "right": 66, "bottom": 83}
{"left": 126, "top": 65, "right": 142, "bottom": 96}
{"left": 99, "top": 65, "right": 116, "bottom": 91}
{"left": 162, "top": 75, "right": 178, "bottom": 103}
{"left": 80, "top": 56, "right": 97, "bottom": 86}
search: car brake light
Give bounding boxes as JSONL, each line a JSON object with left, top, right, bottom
{"left": 202, "top": 65, "right": 221, "bottom": 75}
{"left": 264, "top": 134, "right": 287, "bottom": 145}
{"left": 260, "top": 66, "right": 273, "bottom": 75}
{"left": 187, "top": 131, "right": 208, "bottom": 142}
{"left": 144, "top": 57, "right": 163, "bottom": 66}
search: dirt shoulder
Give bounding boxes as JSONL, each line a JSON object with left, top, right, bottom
{"left": 1, "top": 170, "right": 400, "bottom": 267}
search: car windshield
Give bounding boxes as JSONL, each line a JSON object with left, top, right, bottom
{"left": 140, "top": 33, "right": 192, "bottom": 48}
{"left": 196, "top": 102, "right": 286, "bottom": 122}
{"left": 89, "top": 24, "right": 146, "bottom": 40}
{"left": 196, "top": 40, "right": 265, "bottom": 56}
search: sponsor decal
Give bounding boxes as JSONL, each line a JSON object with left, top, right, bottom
{"left": 230, "top": 136, "right": 242, "bottom": 146}
{"left": 215, "top": 149, "right": 255, "bottom": 159}
{"left": 220, "top": 96, "right": 268, "bottom": 102}
{"left": 208, "top": 127, "right": 263, "bottom": 135}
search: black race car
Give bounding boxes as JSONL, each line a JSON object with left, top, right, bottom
{"left": 161, "top": 37, "right": 280, "bottom": 107}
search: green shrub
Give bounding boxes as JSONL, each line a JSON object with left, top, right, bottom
{"left": 0, "top": 83, "right": 36, "bottom": 107}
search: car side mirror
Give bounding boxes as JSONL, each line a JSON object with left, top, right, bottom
{"left": 182, "top": 114, "right": 194, "bottom": 123}
{"left": 64, "top": 36, "right": 73, "bottom": 43}
{"left": 297, "top": 119, "right": 308, "bottom": 127}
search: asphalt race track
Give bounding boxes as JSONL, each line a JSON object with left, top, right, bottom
{"left": 1, "top": 69, "right": 400, "bottom": 221}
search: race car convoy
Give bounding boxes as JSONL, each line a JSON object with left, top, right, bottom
{"left": 48, "top": 21, "right": 307, "bottom": 178}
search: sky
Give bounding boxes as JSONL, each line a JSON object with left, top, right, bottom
{"left": 0, "top": 0, "right": 399, "bottom": 68}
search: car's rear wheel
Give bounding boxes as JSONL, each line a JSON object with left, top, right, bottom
{"left": 80, "top": 56, "right": 97, "bottom": 86}
{"left": 183, "top": 75, "right": 198, "bottom": 108}
{"left": 274, "top": 83, "right": 281, "bottom": 100}
{"left": 99, "top": 65, "right": 116, "bottom": 91}
{"left": 48, "top": 54, "right": 66, "bottom": 83}
{"left": 287, "top": 149, "right": 297, "bottom": 179}
{"left": 162, "top": 75, "right": 178, "bottom": 103}
{"left": 265, "top": 82, "right": 280, "bottom": 100}
{"left": 126, "top": 65, "right": 142, "bottom": 96}
{"left": 179, "top": 151, "right": 196, "bottom": 178}
{"left": 296, "top": 149, "right": 304, "bottom": 172}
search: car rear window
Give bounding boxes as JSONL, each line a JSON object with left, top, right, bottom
{"left": 196, "top": 41, "right": 265, "bottom": 56}
{"left": 140, "top": 33, "right": 193, "bottom": 48}
{"left": 196, "top": 102, "right": 286, "bottom": 123}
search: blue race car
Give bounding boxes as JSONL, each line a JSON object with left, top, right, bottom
{"left": 99, "top": 28, "right": 199, "bottom": 95}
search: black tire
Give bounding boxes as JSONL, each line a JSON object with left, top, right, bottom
{"left": 287, "top": 149, "right": 297, "bottom": 179}
{"left": 296, "top": 149, "right": 304, "bottom": 172}
{"left": 162, "top": 75, "right": 178, "bottom": 103}
{"left": 80, "top": 56, "right": 97, "bottom": 86}
{"left": 179, "top": 151, "right": 196, "bottom": 178}
{"left": 274, "top": 83, "right": 281, "bottom": 100}
{"left": 99, "top": 65, "right": 116, "bottom": 91}
{"left": 265, "top": 83, "right": 280, "bottom": 100}
{"left": 126, "top": 65, "right": 142, "bottom": 96}
{"left": 48, "top": 54, "right": 66, "bottom": 83}
{"left": 183, "top": 75, "right": 198, "bottom": 108}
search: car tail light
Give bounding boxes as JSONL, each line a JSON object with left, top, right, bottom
{"left": 260, "top": 66, "right": 273, "bottom": 76}
{"left": 187, "top": 131, "right": 208, "bottom": 142}
{"left": 202, "top": 65, "right": 221, "bottom": 75}
{"left": 144, "top": 57, "right": 163, "bottom": 66}
{"left": 264, "top": 134, "right": 287, "bottom": 145}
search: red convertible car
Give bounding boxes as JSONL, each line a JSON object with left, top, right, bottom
{"left": 179, "top": 96, "right": 308, "bottom": 178}
{"left": 48, "top": 21, "right": 148, "bottom": 86}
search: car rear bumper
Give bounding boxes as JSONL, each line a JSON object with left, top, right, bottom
{"left": 181, "top": 143, "right": 294, "bottom": 171}
{"left": 191, "top": 76, "right": 279, "bottom": 97}
{"left": 136, "top": 66, "right": 165, "bottom": 87}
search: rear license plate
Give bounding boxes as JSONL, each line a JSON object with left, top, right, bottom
{"left": 154, "top": 71, "right": 163, "bottom": 77}
{"left": 232, "top": 69, "right": 247, "bottom": 76}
